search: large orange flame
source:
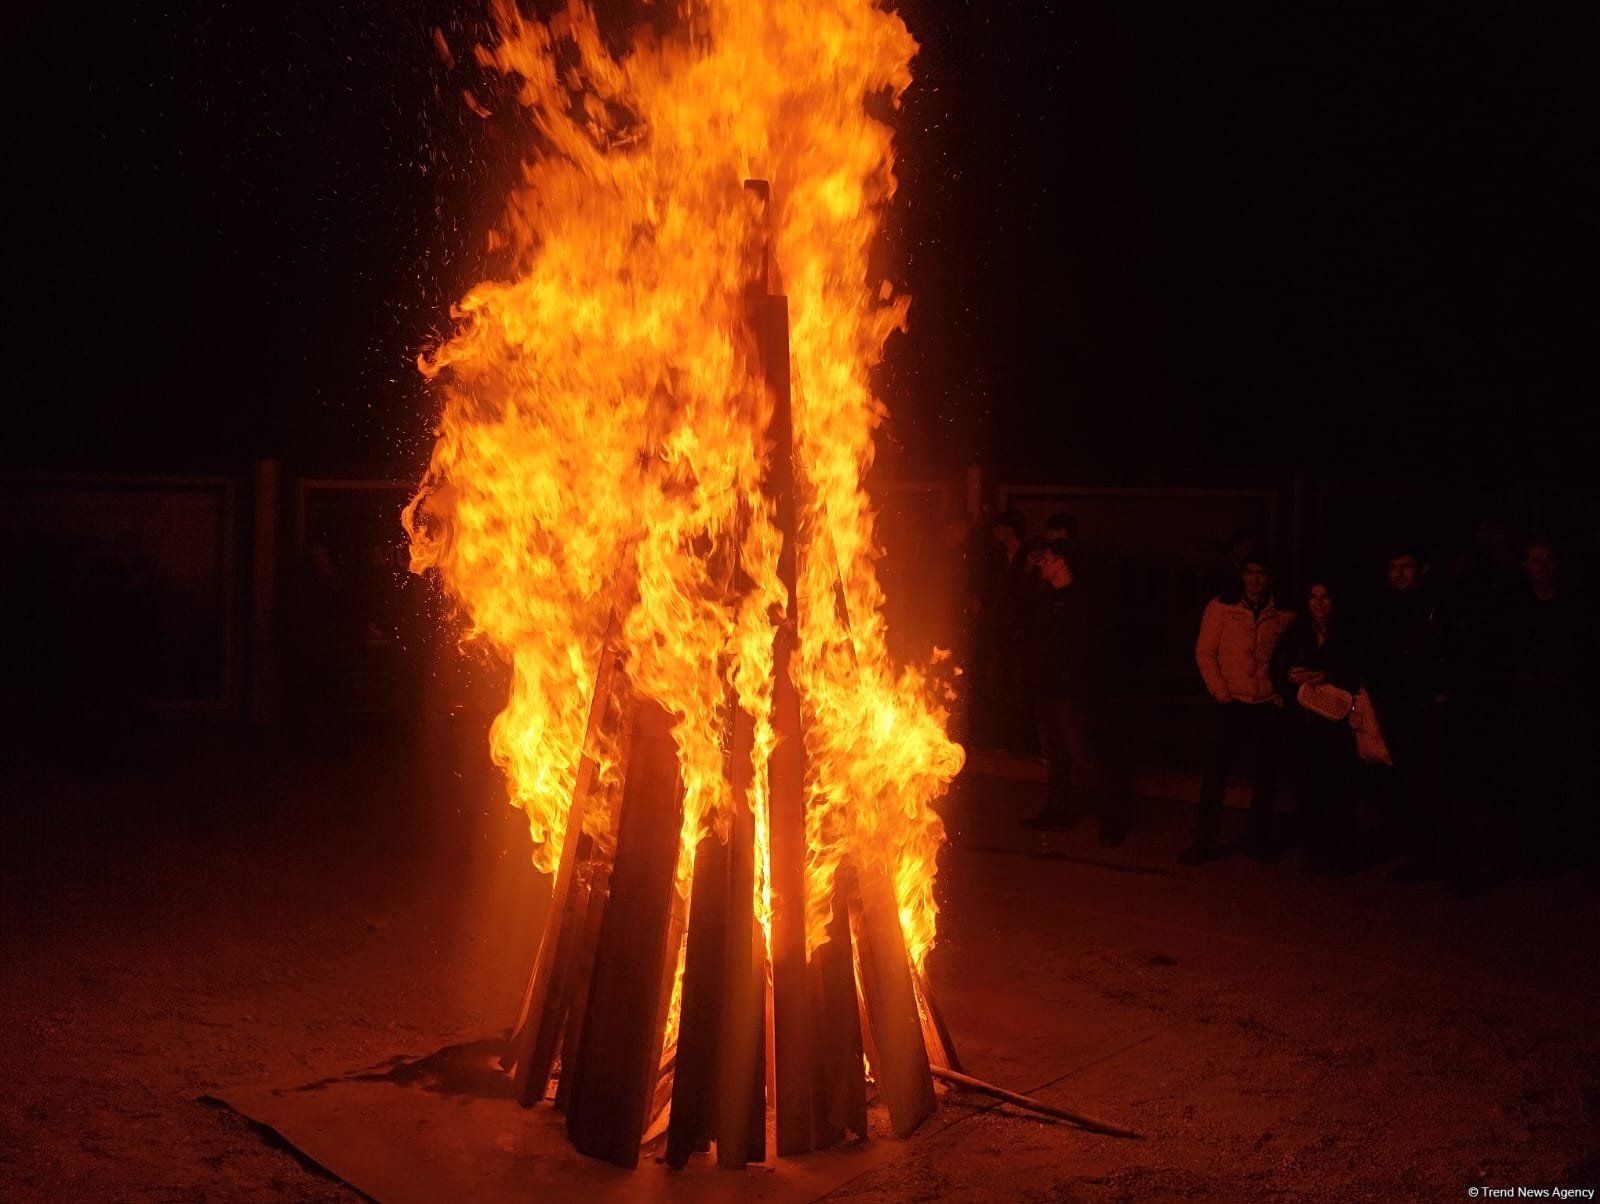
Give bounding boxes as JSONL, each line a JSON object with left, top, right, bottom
{"left": 405, "top": 0, "right": 962, "bottom": 978}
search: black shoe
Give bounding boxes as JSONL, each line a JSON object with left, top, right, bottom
{"left": 1099, "top": 824, "right": 1129, "bottom": 848}
{"left": 1177, "top": 841, "right": 1223, "bottom": 866}
{"left": 1022, "top": 810, "right": 1079, "bottom": 831}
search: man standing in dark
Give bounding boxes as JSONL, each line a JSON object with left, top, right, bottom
{"left": 1020, "top": 540, "right": 1130, "bottom": 845}
{"left": 976, "top": 509, "right": 1035, "bottom": 754}
{"left": 1364, "top": 542, "right": 1452, "bottom": 882}
{"left": 1503, "top": 535, "right": 1594, "bottom": 881}
{"left": 1185, "top": 551, "right": 1294, "bottom": 864}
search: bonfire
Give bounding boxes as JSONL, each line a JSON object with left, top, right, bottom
{"left": 405, "top": 0, "right": 971, "bottom": 1167}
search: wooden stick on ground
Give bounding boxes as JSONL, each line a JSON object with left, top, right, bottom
{"left": 929, "top": 1067, "right": 1142, "bottom": 1140}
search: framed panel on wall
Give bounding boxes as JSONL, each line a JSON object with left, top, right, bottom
{"left": 0, "top": 474, "right": 237, "bottom": 711}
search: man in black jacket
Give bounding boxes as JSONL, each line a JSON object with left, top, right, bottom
{"left": 1365, "top": 541, "right": 1453, "bottom": 882}
{"left": 1020, "top": 540, "right": 1131, "bottom": 845}
{"left": 976, "top": 509, "right": 1036, "bottom": 754}
{"left": 1503, "top": 535, "right": 1594, "bottom": 881}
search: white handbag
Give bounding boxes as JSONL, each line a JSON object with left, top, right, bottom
{"left": 1297, "top": 681, "right": 1354, "bottom": 723}
{"left": 1348, "top": 687, "right": 1393, "bottom": 766}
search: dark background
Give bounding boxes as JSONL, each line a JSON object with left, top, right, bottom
{"left": 10, "top": 0, "right": 1594, "bottom": 483}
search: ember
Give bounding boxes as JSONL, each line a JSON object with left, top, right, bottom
{"left": 403, "top": 0, "right": 965, "bottom": 1168}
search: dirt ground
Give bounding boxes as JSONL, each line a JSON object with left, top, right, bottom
{"left": 3, "top": 714, "right": 1597, "bottom": 1203}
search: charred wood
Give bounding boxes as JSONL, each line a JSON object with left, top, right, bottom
{"left": 566, "top": 699, "right": 685, "bottom": 1167}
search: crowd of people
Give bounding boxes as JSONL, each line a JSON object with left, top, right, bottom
{"left": 950, "top": 508, "right": 1596, "bottom": 896}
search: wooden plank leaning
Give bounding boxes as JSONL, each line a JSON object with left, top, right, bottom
{"left": 506, "top": 580, "right": 631, "bottom": 1106}
{"left": 665, "top": 832, "right": 728, "bottom": 1167}
{"left": 810, "top": 876, "right": 867, "bottom": 1147}
{"left": 714, "top": 703, "right": 767, "bottom": 1167}
{"left": 849, "top": 862, "right": 936, "bottom": 1138}
{"left": 566, "top": 698, "right": 686, "bottom": 1167}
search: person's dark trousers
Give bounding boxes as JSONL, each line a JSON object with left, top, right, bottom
{"left": 977, "top": 642, "right": 1033, "bottom": 753}
{"left": 971, "top": 639, "right": 1003, "bottom": 748}
{"left": 1384, "top": 702, "right": 1447, "bottom": 871}
{"left": 1440, "top": 688, "right": 1511, "bottom": 888}
{"left": 1194, "top": 701, "right": 1282, "bottom": 848}
{"left": 1448, "top": 687, "right": 1505, "bottom": 829}
{"left": 1512, "top": 698, "right": 1584, "bottom": 875}
{"left": 999, "top": 644, "right": 1037, "bottom": 755}
{"left": 1293, "top": 719, "right": 1356, "bottom": 869}
{"left": 1037, "top": 694, "right": 1084, "bottom": 821}
{"left": 1037, "top": 694, "right": 1128, "bottom": 831}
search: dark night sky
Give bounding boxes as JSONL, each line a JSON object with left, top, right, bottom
{"left": 10, "top": 1, "right": 1594, "bottom": 482}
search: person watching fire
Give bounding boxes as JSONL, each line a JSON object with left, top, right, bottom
{"left": 1183, "top": 550, "right": 1294, "bottom": 865}
{"left": 1020, "top": 540, "right": 1131, "bottom": 846}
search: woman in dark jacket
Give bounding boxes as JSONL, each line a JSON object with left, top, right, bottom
{"left": 1271, "top": 579, "right": 1364, "bottom": 873}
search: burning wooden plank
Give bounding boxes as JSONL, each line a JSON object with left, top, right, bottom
{"left": 508, "top": 619, "right": 627, "bottom": 1104}
{"left": 665, "top": 832, "right": 727, "bottom": 1166}
{"left": 753, "top": 254, "right": 821, "bottom": 1160}
{"left": 810, "top": 880, "right": 868, "bottom": 1146}
{"left": 552, "top": 862, "right": 611, "bottom": 1115}
{"left": 914, "top": 966, "right": 964, "bottom": 1075}
{"left": 641, "top": 872, "right": 689, "bottom": 1145}
{"left": 508, "top": 840, "right": 590, "bottom": 1102}
{"left": 849, "top": 863, "right": 937, "bottom": 1138}
{"left": 768, "top": 651, "right": 814, "bottom": 1155}
{"left": 714, "top": 708, "right": 767, "bottom": 1167}
{"left": 565, "top": 699, "right": 685, "bottom": 1167}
